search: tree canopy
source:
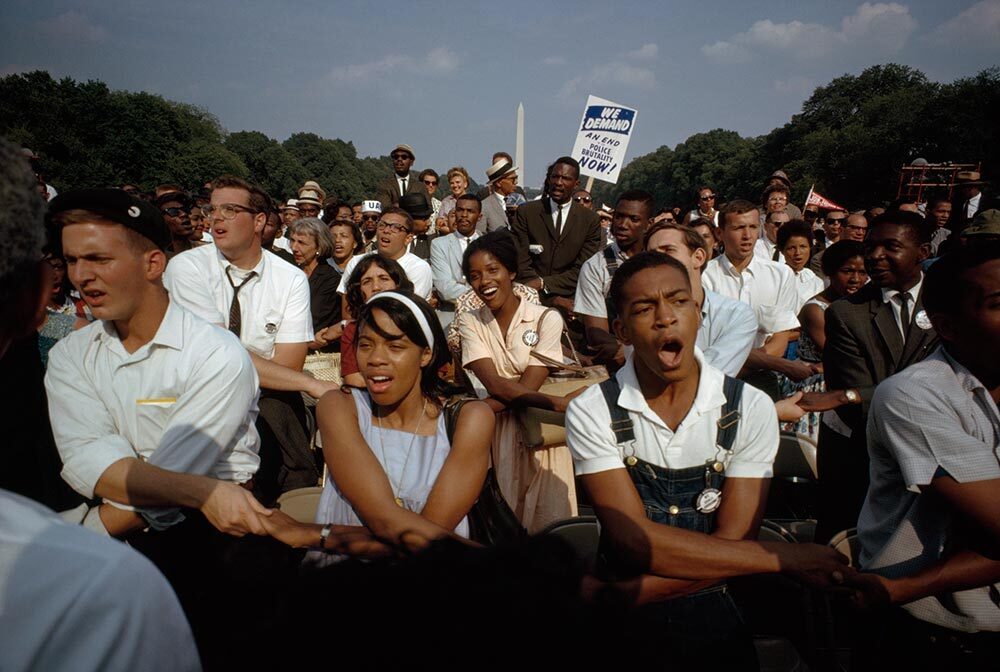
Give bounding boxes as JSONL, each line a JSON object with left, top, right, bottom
{"left": 2, "top": 65, "right": 996, "bottom": 211}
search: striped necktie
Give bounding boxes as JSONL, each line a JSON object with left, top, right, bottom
{"left": 225, "top": 267, "right": 257, "bottom": 338}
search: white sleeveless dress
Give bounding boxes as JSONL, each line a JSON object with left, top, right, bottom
{"left": 313, "top": 389, "right": 470, "bottom": 538}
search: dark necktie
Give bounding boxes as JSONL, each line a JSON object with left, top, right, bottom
{"left": 225, "top": 268, "right": 257, "bottom": 338}
{"left": 555, "top": 204, "right": 563, "bottom": 235}
{"left": 400, "top": 177, "right": 407, "bottom": 195}
{"left": 772, "top": 247, "right": 780, "bottom": 261}
{"left": 898, "top": 292, "right": 911, "bottom": 337}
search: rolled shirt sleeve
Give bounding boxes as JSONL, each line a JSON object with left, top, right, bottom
{"left": 573, "top": 253, "right": 609, "bottom": 320}
{"left": 276, "top": 271, "right": 314, "bottom": 343}
{"left": 566, "top": 385, "right": 626, "bottom": 476}
{"left": 725, "top": 384, "right": 779, "bottom": 479}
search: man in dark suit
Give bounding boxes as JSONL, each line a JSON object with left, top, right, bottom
{"left": 376, "top": 144, "right": 424, "bottom": 208}
{"left": 399, "top": 192, "right": 437, "bottom": 261}
{"left": 806, "top": 211, "right": 939, "bottom": 541}
{"left": 511, "top": 156, "right": 601, "bottom": 344}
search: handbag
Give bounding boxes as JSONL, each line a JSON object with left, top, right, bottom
{"left": 444, "top": 396, "right": 526, "bottom": 546}
{"left": 515, "top": 309, "right": 609, "bottom": 448}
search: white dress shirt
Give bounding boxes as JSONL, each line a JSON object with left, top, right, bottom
{"left": 574, "top": 241, "right": 629, "bottom": 320}
{"left": 881, "top": 274, "right": 924, "bottom": 337}
{"left": 753, "top": 237, "right": 783, "bottom": 263}
{"left": 0, "top": 489, "right": 201, "bottom": 672}
{"left": 792, "top": 267, "right": 826, "bottom": 312}
{"left": 45, "top": 301, "right": 260, "bottom": 527}
{"left": 549, "top": 199, "right": 573, "bottom": 235}
{"left": 965, "top": 192, "right": 982, "bottom": 220}
{"left": 337, "top": 251, "right": 434, "bottom": 300}
{"left": 567, "top": 348, "right": 778, "bottom": 476}
{"left": 698, "top": 289, "right": 758, "bottom": 377}
{"left": 164, "top": 246, "right": 313, "bottom": 359}
{"left": 702, "top": 254, "right": 801, "bottom": 347}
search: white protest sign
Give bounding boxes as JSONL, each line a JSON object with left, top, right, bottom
{"left": 570, "top": 95, "right": 637, "bottom": 184}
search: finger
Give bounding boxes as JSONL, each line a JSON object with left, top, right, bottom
{"left": 246, "top": 494, "right": 273, "bottom": 517}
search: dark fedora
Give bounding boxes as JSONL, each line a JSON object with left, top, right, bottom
{"left": 399, "top": 193, "right": 433, "bottom": 219}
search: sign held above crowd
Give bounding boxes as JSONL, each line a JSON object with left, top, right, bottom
{"left": 570, "top": 95, "right": 638, "bottom": 185}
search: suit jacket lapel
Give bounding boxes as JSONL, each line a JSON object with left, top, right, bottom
{"left": 556, "top": 202, "right": 573, "bottom": 243}
{"left": 871, "top": 294, "right": 904, "bottom": 367}
{"left": 541, "top": 197, "right": 558, "bottom": 240}
{"left": 899, "top": 290, "right": 936, "bottom": 367}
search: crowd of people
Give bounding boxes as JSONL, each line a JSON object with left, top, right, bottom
{"left": 2, "top": 136, "right": 999, "bottom": 671}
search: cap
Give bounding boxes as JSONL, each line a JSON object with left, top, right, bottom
{"left": 155, "top": 191, "right": 191, "bottom": 209}
{"left": 399, "top": 193, "right": 433, "bottom": 219}
{"left": 48, "top": 188, "right": 171, "bottom": 251}
{"left": 361, "top": 200, "right": 382, "bottom": 214}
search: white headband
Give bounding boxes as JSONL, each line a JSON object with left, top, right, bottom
{"left": 366, "top": 291, "right": 435, "bottom": 350}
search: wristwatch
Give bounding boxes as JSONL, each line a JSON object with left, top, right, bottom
{"left": 844, "top": 389, "right": 861, "bottom": 404}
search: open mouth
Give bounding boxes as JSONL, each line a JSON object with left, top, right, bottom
{"left": 658, "top": 338, "right": 684, "bottom": 369}
{"left": 480, "top": 286, "right": 499, "bottom": 300}
{"left": 83, "top": 289, "right": 106, "bottom": 306}
{"left": 367, "top": 374, "right": 393, "bottom": 394}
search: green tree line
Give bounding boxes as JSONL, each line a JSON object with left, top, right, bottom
{"left": 591, "top": 64, "right": 999, "bottom": 213}
{"left": 1, "top": 65, "right": 996, "bottom": 209}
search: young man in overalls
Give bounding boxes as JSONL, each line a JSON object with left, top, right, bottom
{"left": 566, "top": 252, "right": 849, "bottom": 667}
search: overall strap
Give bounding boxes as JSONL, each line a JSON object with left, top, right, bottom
{"left": 599, "top": 377, "right": 635, "bottom": 445}
{"left": 715, "top": 376, "right": 744, "bottom": 452}
{"left": 602, "top": 244, "right": 621, "bottom": 274}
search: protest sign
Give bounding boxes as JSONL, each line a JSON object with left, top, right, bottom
{"left": 570, "top": 95, "right": 637, "bottom": 185}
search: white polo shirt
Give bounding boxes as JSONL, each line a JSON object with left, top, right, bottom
{"left": 574, "top": 241, "right": 629, "bottom": 320}
{"left": 45, "top": 300, "right": 260, "bottom": 526}
{"left": 163, "top": 245, "right": 313, "bottom": 359}
{"left": 567, "top": 348, "right": 778, "bottom": 476}
{"left": 336, "top": 251, "right": 434, "bottom": 300}
{"left": 702, "top": 254, "right": 800, "bottom": 347}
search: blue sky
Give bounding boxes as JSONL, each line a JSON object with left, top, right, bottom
{"left": 2, "top": 1, "right": 997, "bottom": 187}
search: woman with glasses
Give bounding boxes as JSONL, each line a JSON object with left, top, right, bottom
{"left": 157, "top": 191, "right": 195, "bottom": 258}
{"left": 435, "top": 167, "right": 471, "bottom": 236}
{"left": 684, "top": 186, "right": 719, "bottom": 226}
{"left": 419, "top": 169, "right": 442, "bottom": 232}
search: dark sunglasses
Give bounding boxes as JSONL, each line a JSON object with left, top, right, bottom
{"left": 391, "top": 153, "right": 412, "bottom": 160}
{"left": 574, "top": 196, "right": 593, "bottom": 203}
{"left": 161, "top": 207, "right": 188, "bottom": 217}
{"left": 361, "top": 214, "right": 380, "bottom": 221}
{"left": 700, "top": 195, "right": 716, "bottom": 201}
{"left": 423, "top": 180, "right": 438, "bottom": 186}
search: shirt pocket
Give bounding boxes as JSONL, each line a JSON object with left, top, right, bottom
{"left": 134, "top": 398, "right": 176, "bottom": 460}
{"left": 245, "top": 309, "right": 284, "bottom": 358}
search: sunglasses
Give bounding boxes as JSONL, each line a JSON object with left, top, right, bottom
{"left": 423, "top": 180, "right": 438, "bottom": 186}
{"left": 574, "top": 196, "right": 593, "bottom": 203}
{"left": 391, "top": 153, "right": 412, "bottom": 160}
{"left": 700, "top": 195, "right": 716, "bottom": 201}
{"left": 161, "top": 207, "right": 188, "bottom": 217}
{"left": 361, "top": 214, "right": 381, "bottom": 221}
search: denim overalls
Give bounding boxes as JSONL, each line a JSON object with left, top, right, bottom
{"left": 598, "top": 375, "right": 758, "bottom": 668}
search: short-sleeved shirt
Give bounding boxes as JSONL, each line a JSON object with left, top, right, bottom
{"left": 702, "top": 254, "right": 800, "bottom": 347}
{"left": 567, "top": 348, "right": 779, "bottom": 476}
{"left": 336, "top": 251, "right": 434, "bottom": 300}
{"left": 45, "top": 301, "right": 260, "bottom": 528}
{"left": 163, "top": 245, "right": 313, "bottom": 359}
{"left": 458, "top": 297, "right": 564, "bottom": 378}
{"left": 698, "top": 289, "right": 757, "bottom": 377}
{"left": 791, "top": 267, "right": 826, "bottom": 312}
{"left": 574, "top": 241, "right": 629, "bottom": 320}
{"left": 858, "top": 347, "right": 1000, "bottom": 633}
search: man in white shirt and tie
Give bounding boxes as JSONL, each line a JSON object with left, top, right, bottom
{"left": 430, "top": 194, "right": 482, "bottom": 327}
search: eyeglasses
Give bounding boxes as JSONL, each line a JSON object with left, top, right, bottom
{"left": 423, "top": 180, "right": 438, "bottom": 186}
{"left": 700, "top": 195, "right": 716, "bottom": 201}
{"left": 377, "top": 221, "right": 410, "bottom": 234}
{"left": 161, "top": 207, "right": 188, "bottom": 217}
{"left": 201, "top": 203, "right": 257, "bottom": 220}
{"left": 826, "top": 218, "right": 846, "bottom": 225}
{"left": 391, "top": 153, "right": 412, "bottom": 161}
{"left": 574, "top": 196, "right": 593, "bottom": 203}
{"left": 361, "top": 214, "right": 381, "bottom": 222}
{"left": 44, "top": 257, "right": 66, "bottom": 270}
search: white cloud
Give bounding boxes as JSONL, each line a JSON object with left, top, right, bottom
{"left": 625, "top": 43, "right": 658, "bottom": 60}
{"left": 927, "top": 0, "right": 1000, "bottom": 47}
{"left": 558, "top": 62, "right": 656, "bottom": 99}
{"left": 542, "top": 56, "right": 567, "bottom": 66}
{"left": 702, "top": 3, "right": 916, "bottom": 62}
{"left": 327, "top": 47, "right": 459, "bottom": 83}
{"left": 40, "top": 11, "right": 108, "bottom": 43}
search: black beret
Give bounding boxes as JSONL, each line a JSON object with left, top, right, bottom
{"left": 47, "top": 188, "right": 172, "bottom": 251}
